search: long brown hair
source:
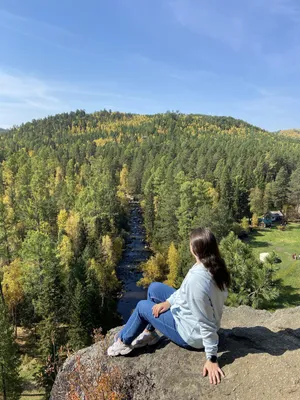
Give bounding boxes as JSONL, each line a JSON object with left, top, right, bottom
{"left": 190, "top": 227, "right": 230, "bottom": 291}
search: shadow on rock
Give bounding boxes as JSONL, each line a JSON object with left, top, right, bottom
{"left": 218, "top": 326, "right": 300, "bottom": 367}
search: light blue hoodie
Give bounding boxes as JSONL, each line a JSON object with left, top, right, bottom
{"left": 167, "top": 262, "right": 228, "bottom": 358}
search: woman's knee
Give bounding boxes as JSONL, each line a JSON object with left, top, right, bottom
{"left": 147, "top": 282, "right": 164, "bottom": 298}
{"left": 136, "top": 300, "right": 152, "bottom": 316}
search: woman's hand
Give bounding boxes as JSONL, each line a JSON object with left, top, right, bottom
{"left": 203, "top": 360, "right": 225, "bottom": 385}
{"left": 152, "top": 301, "right": 171, "bottom": 317}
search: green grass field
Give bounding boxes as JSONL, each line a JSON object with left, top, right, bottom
{"left": 17, "top": 328, "right": 45, "bottom": 399}
{"left": 19, "top": 357, "right": 44, "bottom": 399}
{"left": 249, "top": 223, "right": 300, "bottom": 309}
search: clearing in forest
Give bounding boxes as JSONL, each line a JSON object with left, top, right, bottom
{"left": 249, "top": 223, "right": 300, "bottom": 309}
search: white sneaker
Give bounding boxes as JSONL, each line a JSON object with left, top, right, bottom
{"left": 107, "top": 339, "right": 133, "bottom": 356}
{"left": 131, "top": 330, "right": 160, "bottom": 349}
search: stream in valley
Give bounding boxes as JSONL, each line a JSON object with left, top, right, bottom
{"left": 116, "top": 200, "right": 151, "bottom": 322}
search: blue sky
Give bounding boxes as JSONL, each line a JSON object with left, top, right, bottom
{"left": 1, "top": 0, "right": 300, "bottom": 130}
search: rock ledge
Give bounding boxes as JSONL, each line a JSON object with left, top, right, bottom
{"left": 51, "top": 306, "right": 300, "bottom": 400}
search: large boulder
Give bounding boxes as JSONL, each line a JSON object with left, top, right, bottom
{"left": 51, "top": 306, "right": 300, "bottom": 400}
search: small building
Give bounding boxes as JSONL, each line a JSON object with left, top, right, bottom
{"left": 266, "top": 211, "right": 283, "bottom": 222}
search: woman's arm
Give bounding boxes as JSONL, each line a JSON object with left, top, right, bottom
{"left": 185, "top": 276, "right": 224, "bottom": 384}
{"left": 185, "top": 278, "right": 219, "bottom": 358}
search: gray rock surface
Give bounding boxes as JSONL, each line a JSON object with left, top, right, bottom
{"left": 51, "top": 306, "right": 300, "bottom": 400}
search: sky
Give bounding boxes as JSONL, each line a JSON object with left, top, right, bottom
{"left": 1, "top": 0, "right": 300, "bottom": 131}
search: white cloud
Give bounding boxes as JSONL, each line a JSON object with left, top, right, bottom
{"left": 0, "top": 70, "right": 69, "bottom": 127}
{"left": 0, "top": 71, "right": 61, "bottom": 107}
{"left": 0, "top": 69, "right": 145, "bottom": 128}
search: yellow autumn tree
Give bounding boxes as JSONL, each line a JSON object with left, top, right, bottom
{"left": 138, "top": 253, "right": 166, "bottom": 288}
{"left": 57, "top": 235, "right": 74, "bottom": 274}
{"left": 55, "top": 166, "right": 64, "bottom": 187}
{"left": 208, "top": 187, "right": 219, "bottom": 209}
{"left": 65, "top": 210, "right": 81, "bottom": 252}
{"left": 240, "top": 217, "right": 250, "bottom": 232}
{"left": 252, "top": 213, "right": 259, "bottom": 228}
{"left": 2, "top": 258, "right": 24, "bottom": 333}
{"left": 117, "top": 165, "right": 129, "bottom": 203}
{"left": 2, "top": 163, "right": 15, "bottom": 223}
{"left": 164, "top": 242, "right": 179, "bottom": 287}
{"left": 102, "top": 235, "right": 114, "bottom": 265}
{"left": 89, "top": 258, "right": 119, "bottom": 306}
{"left": 57, "top": 209, "right": 69, "bottom": 232}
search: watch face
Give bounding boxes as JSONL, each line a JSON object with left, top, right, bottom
{"left": 210, "top": 356, "right": 217, "bottom": 363}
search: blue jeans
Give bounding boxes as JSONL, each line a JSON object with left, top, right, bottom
{"left": 119, "top": 282, "right": 191, "bottom": 349}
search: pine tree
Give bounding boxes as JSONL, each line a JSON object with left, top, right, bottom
{"left": 0, "top": 301, "right": 22, "bottom": 400}
{"left": 68, "top": 281, "right": 89, "bottom": 350}
{"left": 263, "top": 182, "right": 273, "bottom": 213}
{"left": 153, "top": 170, "right": 179, "bottom": 248}
{"left": 220, "top": 232, "right": 278, "bottom": 308}
{"left": 272, "top": 167, "right": 289, "bottom": 212}
{"left": 143, "top": 177, "right": 155, "bottom": 240}
{"left": 249, "top": 187, "right": 264, "bottom": 215}
{"left": 288, "top": 166, "right": 300, "bottom": 214}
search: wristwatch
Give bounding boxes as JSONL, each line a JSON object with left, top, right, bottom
{"left": 208, "top": 355, "right": 218, "bottom": 363}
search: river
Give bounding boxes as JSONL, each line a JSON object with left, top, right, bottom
{"left": 116, "top": 200, "right": 151, "bottom": 322}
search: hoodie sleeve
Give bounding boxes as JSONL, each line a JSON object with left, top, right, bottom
{"left": 185, "top": 274, "right": 219, "bottom": 358}
{"left": 166, "top": 290, "right": 178, "bottom": 306}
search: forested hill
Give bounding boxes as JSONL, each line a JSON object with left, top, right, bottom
{"left": 1, "top": 109, "right": 300, "bottom": 264}
{"left": 1, "top": 110, "right": 300, "bottom": 396}
{"left": 0, "top": 110, "right": 265, "bottom": 150}
{"left": 279, "top": 129, "right": 300, "bottom": 138}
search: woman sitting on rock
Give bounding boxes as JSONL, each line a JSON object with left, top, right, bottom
{"left": 107, "top": 227, "right": 230, "bottom": 385}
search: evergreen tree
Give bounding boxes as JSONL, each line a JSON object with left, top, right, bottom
{"left": 220, "top": 232, "right": 278, "bottom": 308}
{"left": 0, "top": 301, "right": 22, "bottom": 400}
{"left": 67, "top": 281, "right": 89, "bottom": 351}
{"left": 263, "top": 182, "right": 273, "bottom": 213}
{"left": 249, "top": 187, "right": 264, "bottom": 215}
{"left": 272, "top": 167, "right": 289, "bottom": 212}
{"left": 143, "top": 177, "right": 155, "bottom": 240}
{"left": 153, "top": 170, "right": 179, "bottom": 248}
{"left": 288, "top": 166, "right": 300, "bottom": 213}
